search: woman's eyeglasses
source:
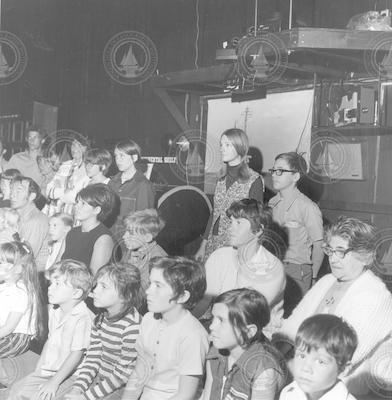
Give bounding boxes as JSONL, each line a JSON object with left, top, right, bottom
{"left": 322, "top": 245, "right": 353, "bottom": 259}
{"left": 268, "top": 168, "right": 297, "bottom": 176}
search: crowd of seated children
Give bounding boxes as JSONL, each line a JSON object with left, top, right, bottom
{"left": 8, "top": 259, "right": 93, "bottom": 400}
{"left": 0, "top": 241, "right": 45, "bottom": 389}
{"left": 84, "top": 149, "right": 112, "bottom": 185}
{"left": 122, "top": 209, "right": 167, "bottom": 291}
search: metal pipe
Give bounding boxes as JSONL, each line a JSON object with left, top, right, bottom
{"left": 289, "top": 0, "right": 293, "bottom": 29}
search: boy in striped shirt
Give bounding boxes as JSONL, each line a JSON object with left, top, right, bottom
{"left": 64, "top": 263, "right": 143, "bottom": 400}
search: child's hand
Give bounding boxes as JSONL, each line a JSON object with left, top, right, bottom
{"left": 37, "top": 378, "right": 59, "bottom": 400}
{"left": 64, "top": 387, "right": 85, "bottom": 400}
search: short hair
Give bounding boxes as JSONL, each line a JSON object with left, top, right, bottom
{"left": 115, "top": 140, "right": 141, "bottom": 162}
{"left": 149, "top": 257, "right": 206, "bottom": 309}
{"left": 50, "top": 212, "right": 74, "bottom": 228}
{"left": 214, "top": 288, "right": 270, "bottom": 347}
{"left": 11, "top": 176, "right": 41, "bottom": 200}
{"left": 84, "top": 148, "right": 112, "bottom": 175}
{"left": 46, "top": 259, "right": 92, "bottom": 301}
{"left": 76, "top": 183, "right": 118, "bottom": 222}
{"left": 1, "top": 169, "right": 22, "bottom": 181}
{"left": 226, "top": 198, "right": 272, "bottom": 234}
{"left": 275, "top": 152, "right": 308, "bottom": 178}
{"left": 324, "top": 216, "right": 377, "bottom": 263}
{"left": 26, "top": 124, "right": 46, "bottom": 139}
{"left": 95, "top": 263, "right": 144, "bottom": 318}
{"left": 295, "top": 314, "right": 358, "bottom": 371}
{"left": 124, "top": 209, "right": 165, "bottom": 239}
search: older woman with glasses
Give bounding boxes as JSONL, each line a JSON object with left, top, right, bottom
{"left": 274, "top": 216, "right": 392, "bottom": 396}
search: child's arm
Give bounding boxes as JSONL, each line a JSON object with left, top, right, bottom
{"left": 121, "top": 354, "right": 147, "bottom": 400}
{"left": 82, "top": 322, "right": 139, "bottom": 400}
{"left": 37, "top": 350, "right": 84, "bottom": 400}
{"left": 169, "top": 375, "right": 201, "bottom": 400}
{"left": 0, "top": 312, "right": 23, "bottom": 339}
{"left": 251, "top": 368, "right": 280, "bottom": 400}
{"left": 89, "top": 234, "right": 114, "bottom": 276}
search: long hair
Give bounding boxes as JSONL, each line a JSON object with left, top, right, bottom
{"left": 214, "top": 288, "right": 270, "bottom": 348}
{"left": 0, "top": 241, "right": 45, "bottom": 339}
{"left": 221, "top": 128, "right": 251, "bottom": 181}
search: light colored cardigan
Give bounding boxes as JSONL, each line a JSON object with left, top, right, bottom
{"left": 278, "top": 270, "right": 392, "bottom": 395}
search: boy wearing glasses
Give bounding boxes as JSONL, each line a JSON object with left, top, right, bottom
{"left": 268, "top": 152, "right": 324, "bottom": 311}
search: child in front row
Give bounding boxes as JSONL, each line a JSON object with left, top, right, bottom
{"left": 123, "top": 257, "right": 209, "bottom": 400}
{"left": 65, "top": 263, "right": 143, "bottom": 400}
{"left": 0, "top": 208, "right": 20, "bottom": 243}
{"left": 0, "top": 241, "right": 45, "bottom": 388}
{"left": 279, "top": 314, "right": 358, "bottom": 400}
{"left": 201, "top": 288, "right": 287, "bottom": 400}
{"left": 8, "top": 259, "right": 93, "bottom": 400}
{"left": 122, "top": 209, "right": 167, "bottom": 292}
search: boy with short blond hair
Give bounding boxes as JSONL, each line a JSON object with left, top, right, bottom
{"left": 8, "top": 260, "right": 94, "bottom": 400}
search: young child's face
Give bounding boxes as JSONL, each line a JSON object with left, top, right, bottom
{"left": 271, "top": 158, "right": 298, "bottom": 192}
{"left": 85, "top": 162, "right": 101, "bottom": 179}
{"left": 48, "top": 273, "right": 76, "bottom": 306}
{"left": 146, "top": 267, "right": 177, "bottom": 314}
{"left": 229, "top": 216, "right": 256, "bottom": 248}
{"left": 49, "top": 217, "right": 71, "bottom": 242}
{"left": 123, "top": 229, "right": 152, "bottom": 251}
{"left": 114, "top": 149, "right": 135, "bottom": 172}
{"left": 293, "top": 346, "right": 340, "bottom": 397}
{"left": 210, "top": 303, "right": 241, "bottom": 352}
{"left": 93, "top": 273, "right": 122, "bottom": 312}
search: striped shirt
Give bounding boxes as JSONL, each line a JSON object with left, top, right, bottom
{"left": 73, "top": 309, "right": 141, "bottom": 400}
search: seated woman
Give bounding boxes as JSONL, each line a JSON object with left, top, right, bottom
{"left": 193, "top": 198, "right": 286, "bottom": 338}
{"left": 274, "top": 216, "right": 392, "bottom": 396}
